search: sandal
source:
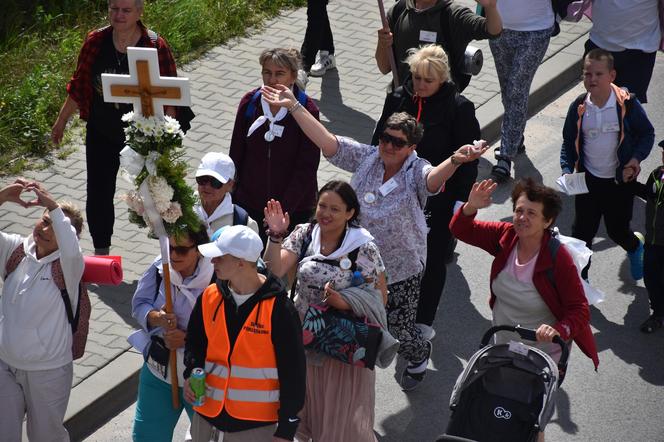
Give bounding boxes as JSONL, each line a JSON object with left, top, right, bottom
{"left": 640, "top": 315, "right": 664, "bottom": 334}
{"left": 493, "top": 136, "right": 525, "bottom": 159}
{"left": 491, "top": 160, "right": 511, "bottom": 183}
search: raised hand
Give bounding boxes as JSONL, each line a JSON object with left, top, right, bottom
{"left": 0, "top": 179, "right": 47, "bottom": 208}
{"left": 451, "top": 140, "right": 490, "bottom": 165}
{"left": 26, "top": 181, "right": 58, "bottom": 211}
{"left": 466, "top": 179, "right": 497, "bottom": 212}
{"left": 261, "top": 84, "right": 296, "bottom": 109}
{"left": 264, "top": 199, "right": 290, "bottom": 235}
{"left": 0, "top": 182, "right": 31, "bottom": 208}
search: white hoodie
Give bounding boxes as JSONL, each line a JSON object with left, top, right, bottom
{"left": 0, "top": 208, "right": 84, "bottom": 370}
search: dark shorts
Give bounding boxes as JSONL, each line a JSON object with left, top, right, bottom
{"left": 585, "top": 39, "right": 657, "bottom": 103}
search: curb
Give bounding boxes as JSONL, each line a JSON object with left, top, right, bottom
{"left": 65, "top": 351, "right": 143, "bottom": 441}
{"left": 62, "top": 32, "right": 589, "bottom": 442}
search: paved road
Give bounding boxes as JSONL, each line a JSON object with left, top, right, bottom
{"left": 0, "top": 0, "right": 590, "bottom": 395}
{"left": 87, "top": 55, "right": 664, "bottom": 442}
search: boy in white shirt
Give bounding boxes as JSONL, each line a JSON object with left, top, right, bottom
{"left": 560, "top": 49, "right": 655, "bottom": 281}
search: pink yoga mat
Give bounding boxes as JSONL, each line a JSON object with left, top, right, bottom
{"left": 82, "top": 256, "right": 123, "bottom": 285}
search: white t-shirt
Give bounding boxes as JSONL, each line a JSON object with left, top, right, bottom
{"left": 230, "top": 287, "right": 255, "bottom": 307}
{"left": 581, "top": 90, "right": 621, "bottom": 178}
{"left": 497, "top": 0, "right": 555, "bottom": 32}
{"left": 590, "top": 0, "right": 661, "bottom": 52}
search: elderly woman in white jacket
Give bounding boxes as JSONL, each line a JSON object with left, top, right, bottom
{"left": 0, "top": 179, "right": 85, "bottom": 442}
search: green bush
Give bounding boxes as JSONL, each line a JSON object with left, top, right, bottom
{"left": 0, "top": 0, "right": 305, "bottom": 176}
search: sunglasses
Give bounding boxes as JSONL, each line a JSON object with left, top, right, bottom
{"left": 169, "top": 244, "right": 197, "bottom": 255}
{"left": 196, "top": 176, "right": 224, "bottom": 189}
{"left": 378, "top": 132, "right": 410, "bottom": 149}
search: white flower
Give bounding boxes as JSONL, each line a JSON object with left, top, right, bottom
{"left": 147, "top": 176, "right": 174, "bottom": 213}
{"left": 121, "top": 190, "right": 145, "bottom": 215}
{"left": 121, "top": 111, "right": 135, "bottom": 123}
{"left": 161, "top": 201, "right": 182, "bottom": 223}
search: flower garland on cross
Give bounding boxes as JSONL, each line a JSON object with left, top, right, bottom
{"left": 101, "top": 47, "right": 194, "bottom": 409}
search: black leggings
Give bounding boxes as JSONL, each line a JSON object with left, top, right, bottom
{"left": 85, "top": 125, "right": 123, "bottom": 249}
{"left": 300, "top": 0, "right": 335, "bottom": 71}
{"left": 416, "top": 168, "right": 477, "bottom": 326}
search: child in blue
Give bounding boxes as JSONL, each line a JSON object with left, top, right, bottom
{"left": 560, "top": 48, "right": 655, "bottom": 281}
{"left": 634, "top": 141, "right": 664, "bottom": 333}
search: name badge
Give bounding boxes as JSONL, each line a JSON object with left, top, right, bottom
{"left": 271, "top": 124, "right": 285, "bottom": 137}
{"left": 602, "top": 122, "right": 620, "bottom": 133}
{"left": 379, "top": 178, "right": 398, "bottom": 196}
{"left": 419, "top": 30, "right": 437, "bottom": 43}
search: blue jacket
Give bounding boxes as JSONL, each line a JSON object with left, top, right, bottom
{"left": 560, "top": 84, "right": 655, "bottom": 182}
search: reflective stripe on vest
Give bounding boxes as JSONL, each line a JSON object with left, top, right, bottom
{"left": 205, "top": 361, "right": 230, "bottom": 379}
{"left": 227, "top": 388, "right": 280, "bottom": 403}
{"left": 194, "top": 285, "right": 280, "bottom": 422}
{"left": 231, "top": 365, "right": 279, "bottom": 380}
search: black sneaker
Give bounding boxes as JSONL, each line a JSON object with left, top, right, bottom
{"left": 399, "top": 340, "right": 432, "bottom": 391}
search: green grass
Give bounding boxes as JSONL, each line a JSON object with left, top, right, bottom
{"left": 0, "top": 0, "right": 305, "bottom": 177}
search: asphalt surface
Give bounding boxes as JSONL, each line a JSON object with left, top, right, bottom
{"left": 87, "top": 55, "right": 664, "bottom": 442}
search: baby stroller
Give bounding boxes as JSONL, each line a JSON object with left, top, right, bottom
{"left": 437, "top": 325, "right": 569, "bottom": 442}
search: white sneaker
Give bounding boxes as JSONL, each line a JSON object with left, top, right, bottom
{"left": 309, "top": 51, "right": 336, "bottom": 77}
{"left": 295, "top": 69, "right": 309, "bottom": 91}
{"left": 416, "top": 323, "right": 436, "bottom": 341}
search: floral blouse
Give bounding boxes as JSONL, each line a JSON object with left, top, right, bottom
{"left": 326, "top": 136, "right": 436, "bottom": 284}
{"left": 282, "top": 223, "right": 385, "bottom": 317}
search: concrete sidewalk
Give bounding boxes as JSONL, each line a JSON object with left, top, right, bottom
{"left": 0, "top": 1, "right": 591, "bottom": 440}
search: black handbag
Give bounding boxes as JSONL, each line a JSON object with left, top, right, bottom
{"left": 146, "top": 335, "right": 170, "bottom": 378}
{"left": 302, "top": 303, "right": 382, "bottom": 370}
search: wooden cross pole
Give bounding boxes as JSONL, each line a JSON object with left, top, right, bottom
{"left": 102, "top": 47, "right": 191, "bottom": 409}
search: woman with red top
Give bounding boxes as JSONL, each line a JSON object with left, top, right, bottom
{"left": 51, "top": 0, "right": 180, "bottom": 255}
{"left": 229, "top": 48, "right": 321, "bottom": 244}
{"left": 450, "top": 178, "right": 599, "bottom": 370}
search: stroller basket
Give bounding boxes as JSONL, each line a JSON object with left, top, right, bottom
{"left": 438, "top": 325, "right": 568, "bottom": 442}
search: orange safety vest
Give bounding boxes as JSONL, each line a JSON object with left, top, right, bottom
{"left": 194, "top": 285, "right": 280, "bottom": 421}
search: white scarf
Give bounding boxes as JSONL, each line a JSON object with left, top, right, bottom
{"left": 194, "top": 193, "right": 233, "bottom": 236}
{"left": 159, "top": 257, "right": 214, "bottom": 308}
{"left": 300, "top": 225, "right": 374, "bottom": 264}
{"left": 246, "top": 95, "right": 288, "bottom": 138}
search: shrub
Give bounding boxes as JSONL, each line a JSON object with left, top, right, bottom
{"left": 0, "top": 0, "right": 305, "bottom": 176}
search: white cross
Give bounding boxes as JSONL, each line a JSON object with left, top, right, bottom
{"left": 101, "top": 47, "right": 190, "bottom": 118}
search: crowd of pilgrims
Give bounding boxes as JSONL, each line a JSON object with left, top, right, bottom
{"left": 1, "top": 0, "right": 663, "bottom": 441}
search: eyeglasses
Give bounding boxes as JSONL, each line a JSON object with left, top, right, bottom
{"left": 196, "top": 176, "right": 224, "bottom": 189}
{"left": 169, "top": 244, "right": 197, "bottom": 255}
{"left": 378, "top": 132, "right": 410, "bottom": 149}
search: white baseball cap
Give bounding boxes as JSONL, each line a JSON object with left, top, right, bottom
{"left": 195, "top": 152, "right": 235, "bottom": 184}
{"left": 198, "top": 225, "right": 263, "bottom": 262}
